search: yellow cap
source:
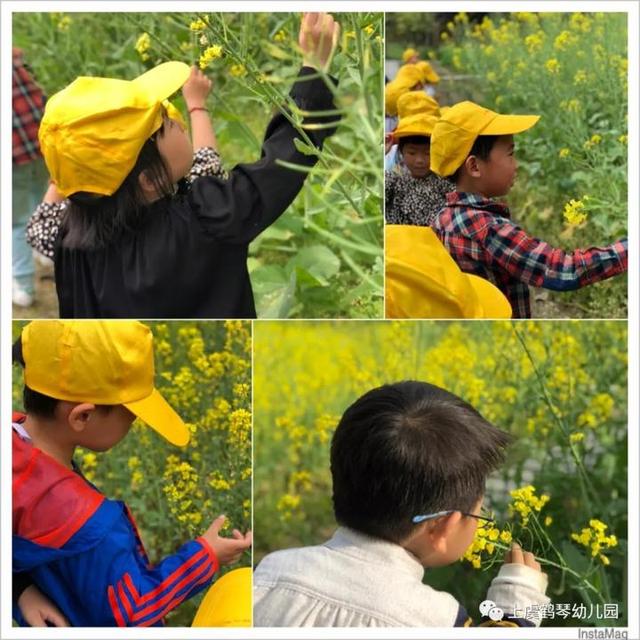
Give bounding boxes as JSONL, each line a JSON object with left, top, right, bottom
{"left": 192, "top": 568, "right": 252, "bottom": 627}
{"left": 39, "top": 61, "right": 191, "bottom": 197}
{"left": 402, "top": 47, "right": 419, "bottom": 63}
{"left": 392, "top": 92, "right": 440, "bottom": 138}
{"left": 21, "top": 321, "right": 189, "bottom": 447}
{"left": 385, "top": 225, "right": 512, "bottom": 319}
{"left": 416, "top": 60, "right": 440, "bottom": 84}
{"left": 430, "top": 100, "right": 540, "bottom": 177}
{"left": 385, "top": 65, "right": 424, "bottom": 116}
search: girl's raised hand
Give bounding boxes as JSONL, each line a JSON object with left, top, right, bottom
{"left": 182, "top": 66, "right": 212, "bottom": 110}
{"left": 299, "top": 13, "right": 340, "bottom": 72}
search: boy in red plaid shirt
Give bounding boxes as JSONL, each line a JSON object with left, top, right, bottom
{"left": 12, "top": 48, "right": 49, "bottom": 307}
{"left": 429, "top": 101, "right": 627, "bottom": 318}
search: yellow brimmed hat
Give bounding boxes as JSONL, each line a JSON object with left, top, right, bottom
{"left": 21, "top": 321, "right": 189, "bottom": 446}
{"left": 402, "top": 47, "right": 419, "bottom": 63}
{"left": 430, "top": 100, "right": 540, "bottom": 177}
{"left": 39, "top": 61, "right": 191, "bottom": 197}
{"left": 192, "top": 568, "right": 252, "bottom": 627}
{"left": 393, "top": 91, "right": 440, "bottom": 138}
{"left": 385, "top": 64, "right": 423, "bottom": 116}
{"left": 416, "top": 60, "right": 440, "bottom": 84}
{"left": 385, "top": 225, "right": 512, "bottom": 319}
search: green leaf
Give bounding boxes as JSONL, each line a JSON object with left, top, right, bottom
{"left": 287, "top": 245, "right": 341, "bottom": 286}
{"left": 251, "top": 266, "right": 297, "bottom": 318}
{"left": 293, "top": 137, "right": 320, "bottom": 157}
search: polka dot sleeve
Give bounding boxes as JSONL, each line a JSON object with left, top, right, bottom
{"left": 187, "top": 147, "right": 228, "bottom": 182}
{"left": 26, "top": 200, "right": 67, "bottom": 259}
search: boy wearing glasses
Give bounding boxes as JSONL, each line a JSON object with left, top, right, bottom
{"left": 253, "top": 381, "right": 550, "bottom": 627}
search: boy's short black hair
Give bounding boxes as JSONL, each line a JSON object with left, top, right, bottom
{"left": 398, "top": 135, "right": 430, "bottom": 152}
{"left": 330, "top": 380, "right": 513, "bottom": 543}
{"left": 451, "top": 134, "right": 499, "bottom": 181}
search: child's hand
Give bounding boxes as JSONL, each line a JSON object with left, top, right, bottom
{"left": 43, "top": 181, "right": 64, "bottom": 204}
{"left": 201, "top": 515, "right": 252, "bottom": 566}
{"left": 504, "top": 543, "right": 542, "bottom": 572}
{"left": 182, "top": 66, "right": 212, "bottom": 110}
{"left": 299, "top": 12, "right": 340, "bottom": 72}
{"left": 18, "top": 585, "right": 69, "bottom": 627}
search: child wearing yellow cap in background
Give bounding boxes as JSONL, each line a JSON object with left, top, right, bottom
{"left": 429, "top": 101, "right": 628, "bottom": 318}
{"left": 26, "top": 13, "right": 341, "bottom": 319}
{"left": 384, "top": 64, "right": 423, "bottom": 134}
{"left": 12, "top": 321, "right": 252, "bottom": 626}
{"left": 385, "top": 92, "right": 455, "bottom": 227}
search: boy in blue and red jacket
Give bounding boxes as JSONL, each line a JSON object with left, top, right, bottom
{"left": 12, "top": 320, "right": 252, "bottom": 627}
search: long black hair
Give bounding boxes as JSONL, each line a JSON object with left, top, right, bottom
{"left": 60, "top": 132, "right": 175, "bottom": 251}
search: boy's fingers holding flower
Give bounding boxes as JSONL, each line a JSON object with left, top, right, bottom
{"left": 523, "top": 551, "right": 541, "bottom": 572}
{"left": 507, "top": 542, "right": 524, "bottom": 565}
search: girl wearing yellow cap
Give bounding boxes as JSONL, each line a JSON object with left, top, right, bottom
{"left": 26, "top": 13, "right": 341, "bottom": 319}
{"left": 385, "top": 92, "right": 455, "bottom": 227}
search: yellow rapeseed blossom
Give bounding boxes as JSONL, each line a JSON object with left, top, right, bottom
{"left": 57, "top": 15, "right": 72, "bottom": 31}
{"left": 563, "top": 198, "right": 588, "bottom": 226}
{"left": 463, "top": 522, "right": 513, "bottom": 569}
{"left": 509, "top": 485, "right": 550, "bottom": 526}
{"left": 190, "top": 18, "right": 208, "bottom": 32}
{"left": 618, "top": 134, "right": 628, "bottom": 144}
{"left": 554, "top": 30, "right": 578, "bottom": 51}
{"left": 199, "top": 44, "right": 223, "bottom": 70}
{"left": 573, "top": 69, "right": 588, "bottom": 85}
{"left": 524, "top": 33, "right": 544, "bottom": 53}
{"left": 559, "top": 148, "right": 571, "bottom": 159}
{"left": 570, "top": 13, "right": 592, "bottom": 33}
{"left": 545, "top": 58, "right": 560, "bottom": 74}
{"left": 571, "top": 518, "right": 617, "bottom": 564}
{"left": 560, "top": 99, "right": 581, "bottom": 113}
{"left": 274, "top": 30, "right": 287, "bottom": 42}
{"left": 569, "top": 431, "right": 585, "bottom": 444}
{"left": 135, "top": 32, "right": 151, "bottom": 62}
{"left": 545, "top": 516, "right": 553, "bottom": 527}
{"left": 583, "top": 134, "right": 602, "bottom": 149}
{"left": 364, "top": 24, "right": 375, "bottom": 36}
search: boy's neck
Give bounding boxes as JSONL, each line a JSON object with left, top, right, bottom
{"left": 455, "top": 175, "right": 492, "bottom": 200}
{"left": 22, "top": 415, "right": 76, "bottom": 469}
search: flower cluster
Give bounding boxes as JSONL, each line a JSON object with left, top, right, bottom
{"left": 563, "top": 197, "right": 589, "bottom": 226}
{"left": 509, "top": 485, "right": 550, "bottom": 526}
{"left": 135, "top": 32, "right": 151, "bottom": 62}
{"left": 199, "top": 44, "right": 223, "bottom": 70}
{"left": 571, "top": 519, "right": 618, "bottom": 565}
{"left": 463, "top": 522, "right": 513, "bottom": 569}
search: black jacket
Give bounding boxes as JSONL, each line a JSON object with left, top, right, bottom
{"left": 55, "top": 67, "right": 339, "bottom": 318}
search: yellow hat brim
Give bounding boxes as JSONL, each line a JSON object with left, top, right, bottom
{"left": 481, "top": 113, "right": 540, "bottom": 136}
{"left": 465, "top": 273, "right": 513, "bottom": 318}
{"left": 132, "top": 61, "right": 191, "bottom": 104}
{"left": 125, "top": 387, "right": 190, "bottom": 447}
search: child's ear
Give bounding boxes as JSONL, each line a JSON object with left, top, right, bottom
{"left": 67, "top": 402, "right": 97, "bottom": 433}
{"left": 138, "top": 170, "right": 157, "bottom": 199}
{"left": 427, "top": 511, "right": 463, "bottom": 554}
{"left": 464, "top": 154, "right": 482, "bottom": 178}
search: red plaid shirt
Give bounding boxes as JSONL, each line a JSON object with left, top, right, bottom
{"left": 12, "top": 49, "right": 45, "bottom": 165}
{"left": 434, "top": 192, "right": 628, "bottom": 318}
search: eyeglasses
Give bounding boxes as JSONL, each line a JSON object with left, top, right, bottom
{"left": 412, "top": 509, "right": 495, "bottom": 525}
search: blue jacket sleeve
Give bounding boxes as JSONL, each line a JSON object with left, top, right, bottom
{"left": 52, "top": 513, "right": 218, "bottom": 627}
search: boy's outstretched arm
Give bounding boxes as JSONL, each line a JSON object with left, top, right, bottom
{"left": 454, "top": 543, "right": 550, "bottom": 627}
{"left": 482, "top": 219, "right": 627, "bottom": 291}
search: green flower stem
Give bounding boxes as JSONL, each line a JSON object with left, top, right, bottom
{"left": 339, "top": 249, "right": 383, "bottom": 293}
{"left": 492, "top": 540, "right": 603, "bottom": 602}
{"left": 303, "top": 218, "right": 381, "bottom": 256}
{"left": 353, "top": 16, "right": 374, "bottom": 122}
{"left": 513, "top": 326, "right": 603, "bottom": 513}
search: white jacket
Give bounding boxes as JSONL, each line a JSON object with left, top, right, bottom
{"left": 254, "top": 527, "right": 550, "bottom": 627}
